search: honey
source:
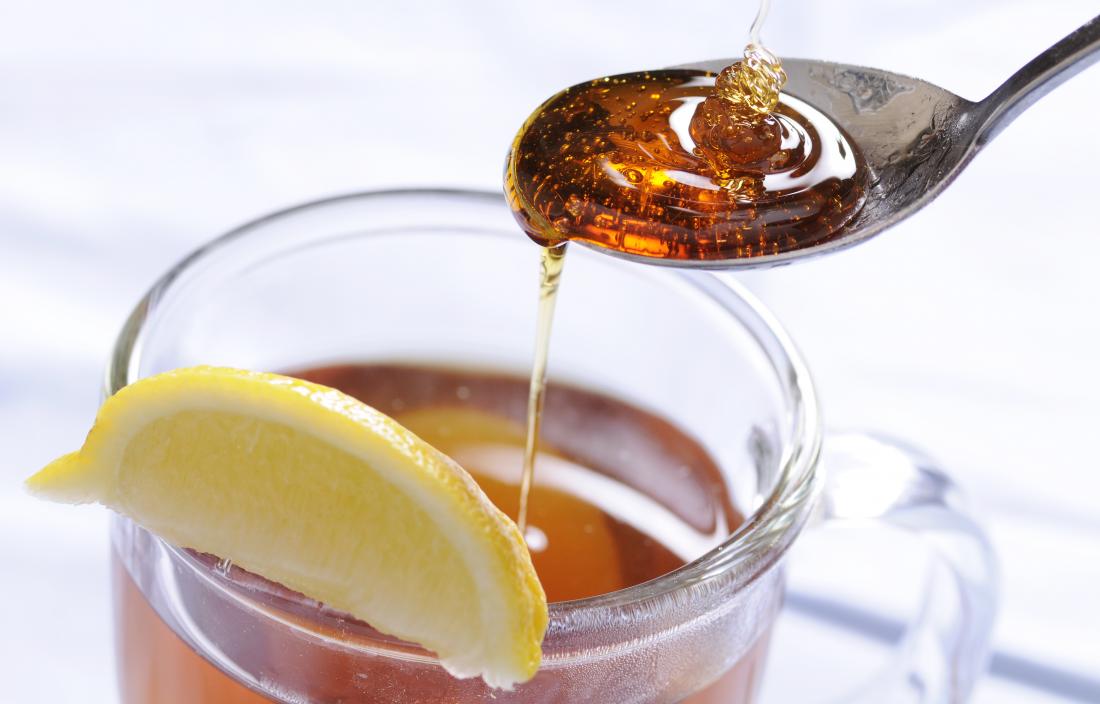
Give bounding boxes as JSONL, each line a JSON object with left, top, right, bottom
{"left": 505, "top": 67, "right": 866, "bottom": 261}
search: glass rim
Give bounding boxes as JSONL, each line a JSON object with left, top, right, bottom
{"left": 106, "top": 187, "right": 823, "bottom": 625}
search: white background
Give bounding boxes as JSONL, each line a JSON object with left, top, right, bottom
{"left": 1, "top": 1, "right": 1098, "bottom": 702}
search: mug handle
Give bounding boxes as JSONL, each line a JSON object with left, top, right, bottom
{"left": 792, "top": 431, "right": 999, "bottom": 703}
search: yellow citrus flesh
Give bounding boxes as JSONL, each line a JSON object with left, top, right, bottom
{"left": 25, "top": 366, "right": 548, "bottom": 689}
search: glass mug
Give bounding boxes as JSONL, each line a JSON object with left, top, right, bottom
{"left": 108, "top": 190, "right": 997, "bottom": 703}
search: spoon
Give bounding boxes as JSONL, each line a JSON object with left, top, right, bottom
{"left": 642, "top": 14, "right": 1100, "bottom": 269}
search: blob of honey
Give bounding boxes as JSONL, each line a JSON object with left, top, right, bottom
{"left": 690, "top": 44, "right": 788, "bottom": 179}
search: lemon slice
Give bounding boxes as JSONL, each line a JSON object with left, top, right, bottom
{"left": 26, "top": 366, "right": 548, "bottom": 688}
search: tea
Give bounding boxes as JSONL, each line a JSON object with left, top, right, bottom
{"left": 114, "top": 363, "right": 766, "bottom": 703}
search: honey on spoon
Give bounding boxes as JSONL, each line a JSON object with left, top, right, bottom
{"left": 505, "top": 43, "right": 867, "bottom": 262}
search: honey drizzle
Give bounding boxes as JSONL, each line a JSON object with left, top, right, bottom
{"left": 517, "top": 244, "right": 567, "bottom": 534}
{"left": 513, "top": 1, "right": 863, "bottom": 536}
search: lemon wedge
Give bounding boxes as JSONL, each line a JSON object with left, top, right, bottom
{"left": 26, "top": 366, "right": 548, "bottom": 689}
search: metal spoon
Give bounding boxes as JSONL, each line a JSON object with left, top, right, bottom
{"left": 642, "top": 14, "right": 1100, "bottom": 269}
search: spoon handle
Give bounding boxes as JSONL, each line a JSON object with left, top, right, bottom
{"left": 976, "top": 14, "right": 1100, "bottom": 146}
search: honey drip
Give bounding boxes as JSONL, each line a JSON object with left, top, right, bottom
{"left": 517, "top": 245, "right": 566, "bottom": 534}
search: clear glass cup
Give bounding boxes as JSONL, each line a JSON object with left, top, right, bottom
{"left": 108, "top": 189, "right": 997, "bottom": 703}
